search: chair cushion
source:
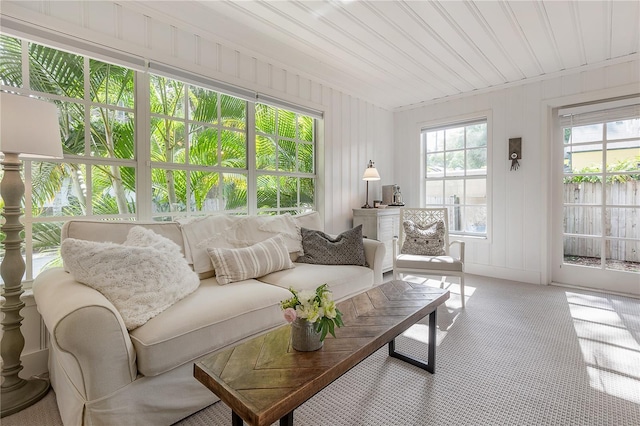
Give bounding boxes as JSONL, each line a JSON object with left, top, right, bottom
{"left": 395, "top": 254, "right": 463, "bottom": 272}
{"left": 401, "top": 220, "right": 446, "bottom": 256}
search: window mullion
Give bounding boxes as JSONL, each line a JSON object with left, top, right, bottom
{"left": 247, "top": 102, "right": 257, "bottom": 215}
{"left": 136, "top": 71, "right": 152, "bottom": 220}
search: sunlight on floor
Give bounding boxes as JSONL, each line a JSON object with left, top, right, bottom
{"left": 566, "top": 291, "right": 640, "bottom": 404}
{"left": 399, "top": 274, "right": 475, "bottom": 346}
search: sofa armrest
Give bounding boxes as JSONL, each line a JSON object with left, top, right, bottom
{"left": 363, "top": 238, "right": 385, "bottom": 285}
{"left": 33, "top": 268, "right": 137, "bottom": 401}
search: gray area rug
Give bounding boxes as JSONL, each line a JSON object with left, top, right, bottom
{"left": 4, "top": 274, "right": 640, "bottom": 425}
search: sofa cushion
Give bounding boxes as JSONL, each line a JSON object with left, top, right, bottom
{"left": 292, "top": 210, "right": 323, "bottom": 232}
{"left": 233, "top": 214, "right": 303, "bottom": 255}
{"left": 129, "top": 278, "right": 290, "bottom": 376}
{"left": 206, "top": 235, "right": 295, "bottom": 285}
{"left": 179, "top": 214, "right": 303, "bottom": 278}
{"left": 258, "top": 262, "right": 374, "bottom": 302}
{"left": 296, "top": 225, "right": 367, "bottom": 266}
{"left": 178, "top": 214, "right": 242, "bottom": 275}
{"left": 60, "top": 228, "right": 200, "bottom": 330}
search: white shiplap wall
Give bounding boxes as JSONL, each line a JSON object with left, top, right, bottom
{"left": 0, "top": 0, "right": 392, "bottom": 377}
{"left": 394, "top": 59, "right": 640, "bottom": 285}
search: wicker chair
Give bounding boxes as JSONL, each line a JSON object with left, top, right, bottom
{"left": 393, "top": 207, "right": 466, "bottom": 308}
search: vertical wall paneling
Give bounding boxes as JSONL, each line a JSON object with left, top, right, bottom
{"left": 271, "top": 65, "right": 286, "bottom": 93}
{"left": 299, "top": 76, "right": 311, "bottom": 102}
{"left": 286, "top": 71, "right": 298, "bottom": 97}
{"left": 194, "top": 35, "right": 201, "bottom": 66}
{"left": 341, "top": 93, "right": 352, "bottom": 228}
{"left": 218, "top": 44, "right": 237, "bottom": 78}
{"left": 199, "top": 38, "right": 217, "bottom": 72}
{"left": 523, "top": 82, "right": 543, "bottom": 274}
{"left": 342, "top": 96, "right": 358, "bottom": 213}
{"left": 256, "top": 60, "right": 270, "bottom": 88}
{"left": 114, "top": 3, "right": 122, "bottom": 40}
{"left": 505, "top": 85, "right": 525, "bottom": 272}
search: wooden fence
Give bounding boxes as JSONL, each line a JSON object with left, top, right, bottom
{"left": 564, "top": 181, "right": 639, "bottom": 262}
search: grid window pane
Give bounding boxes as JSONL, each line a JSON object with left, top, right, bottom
{"left": 189, "top": 126, "right": 218, "bottom": 166}
{"left": 29, "top": 42, "right": 84, "bottom": 99}
{"left": 1, "top": 35, "right": 22, "bottom": 87}
{"left": 90, "top": 107, "right": 135, "bottom": 159}
{"left": 562, "top": 109, "right": 640, "bottom": 277}
{"left": 422, "top": 119, "right": 488, "bottom": 237}
{"left": 91, "top": 165, "right": 136, "bottom": 214}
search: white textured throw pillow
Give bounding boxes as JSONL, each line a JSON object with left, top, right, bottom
{"left": 206, "top": 234, "right": 295, "bottom": 285}
{"left": 61, "top": 227, "right": 199, "bottom": 330}
{"left": 124, "top": 225, "right": 183, "bottom": 255}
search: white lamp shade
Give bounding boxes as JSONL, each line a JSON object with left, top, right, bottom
{"left": 362, "top": 166, "right": 380, "bottom": 181}
{"left": 1, "top": 92, "right": 63, "bottom": 158}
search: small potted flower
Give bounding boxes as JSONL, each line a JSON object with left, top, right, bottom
{"left": 280, "top": 284, "right": 344, "bottom": 351}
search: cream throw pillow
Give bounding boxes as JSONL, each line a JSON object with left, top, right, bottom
{"left": 206, "top": 234, "right": 295, "bottom": 285}
{"left": 61, "top": 227, "right": 200, "bottom": 330}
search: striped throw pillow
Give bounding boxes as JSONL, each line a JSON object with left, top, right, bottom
{"left": 206, "top": 234, "right": 295, "bottom": 285}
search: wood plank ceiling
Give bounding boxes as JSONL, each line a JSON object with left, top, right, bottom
{"left": 142, "top": 1, "right": 639, "bottom": 110}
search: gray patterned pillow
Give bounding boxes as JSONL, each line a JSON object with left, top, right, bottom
{"left": 296, "top": 225, "right": 367, "bottom": 266}
{"left": 401, "top": 220, "right": 446, "bottom": 256}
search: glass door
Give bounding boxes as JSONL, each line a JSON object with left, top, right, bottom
{"left": 553, "top": 101, "right": 640, "bottom": 296}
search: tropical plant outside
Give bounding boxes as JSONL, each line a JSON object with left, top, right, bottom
{"left": 0, "top": 35, "right": 315, "bottom": 280}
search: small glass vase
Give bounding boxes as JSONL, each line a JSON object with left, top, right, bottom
{"left": 291, "top": 318, "right": 323, "bottom": 351}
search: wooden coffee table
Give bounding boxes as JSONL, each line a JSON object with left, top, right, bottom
{"left": 194, "top": 280, "right": 449, "bottom": 426}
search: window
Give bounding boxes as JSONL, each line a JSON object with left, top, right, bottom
{"left": 0, "top": 35, "right": 317, "bottom": 282}
{"left": 255, "top": 104, "right": 315, "bottom": 214}
{"left": 149, "top": 75, "right": 249, "bottom": 217}
{"left": 422, "top": 119, "right": 488, "bottom": 236}
{"left": 559, "top": 102, "right": 639, "bottom": 272}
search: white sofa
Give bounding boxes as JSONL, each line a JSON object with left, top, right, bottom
{"left": 33, "top": 212, "right": 384, "bottom": 425}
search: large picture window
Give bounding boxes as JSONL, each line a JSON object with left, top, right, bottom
{"left": 0, "top": 35, "right": 317, "bottom": 282}
{"left": 422, "top": 119, "right": 488, "bottom": 236}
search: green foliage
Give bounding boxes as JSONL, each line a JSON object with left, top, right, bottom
{"left": 564, "top": 156, "right": 640, "bottom": 183}
{"left": 0, "top": 40, "right": 316, "bottom": 268}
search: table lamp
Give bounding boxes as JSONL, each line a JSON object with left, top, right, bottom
{"left": 361, "top": 160, "right": 380, "bottom": 208}
{"left": 1, "top": 92, "right": 62, "bottom": 417}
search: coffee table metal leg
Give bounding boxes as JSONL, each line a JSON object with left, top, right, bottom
{"left": 231, "top": 409, "right": 293, "bottom": 425}
{"left": 280, "top": 411, "right": 294, "bottom": 426}
{"left": 388, "top": 308, "right": 437, "bottom": 373}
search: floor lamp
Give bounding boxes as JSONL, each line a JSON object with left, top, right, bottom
{"left": 361, "top": 160, "right": 380, "bottom": 208}
{"left": 1, "top": 92, "right": 62, "bottom": 417}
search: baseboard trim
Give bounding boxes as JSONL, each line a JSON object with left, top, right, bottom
{"left": 551, "top": 282, "right": 640, "bottom": 299}
{"left": 19, "top": 348, "right": 49, "bottom": 379}
{"left": 465, "top": 264, "right": 543, "bottom": 285}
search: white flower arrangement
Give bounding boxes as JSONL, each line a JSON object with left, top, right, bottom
{"left": 280, "top": 284, "right": 344, "bottom": 341}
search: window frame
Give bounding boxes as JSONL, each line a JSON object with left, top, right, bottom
{"left": 0, "top": 35, "right": 318, "bottom": 285}
{"left": 420, "top": 112, "right": 491, "bottom": 240}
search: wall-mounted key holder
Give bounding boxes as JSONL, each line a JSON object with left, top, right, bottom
{"left": 509, "top": 137, "right": 522, "bottom": 171}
